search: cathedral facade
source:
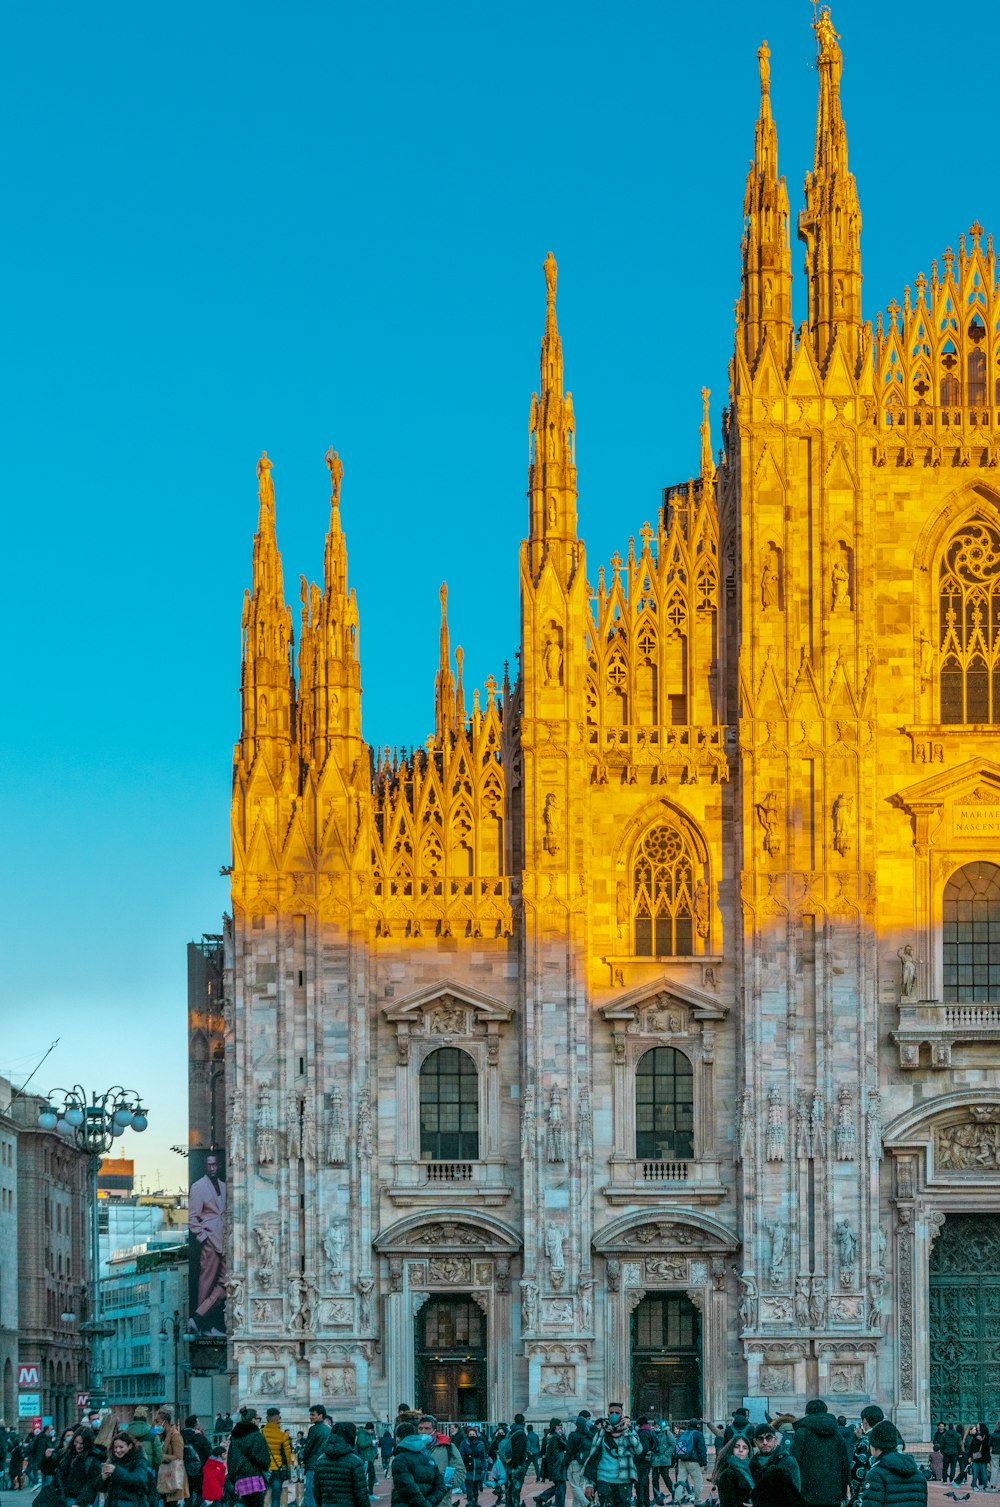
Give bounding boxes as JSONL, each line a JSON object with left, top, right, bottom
{"left": 225, "top": 11, "right": 1000, "bottom": 1438}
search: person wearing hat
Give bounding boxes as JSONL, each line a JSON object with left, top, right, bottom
{"left": 262, "top": 1409, "right": 293, "bottom": 1507}
{"left": 858, "top": 1424, "right": 925, "bottom": 1507}
{"left": 125, "top": 1410, "right": 163, "bottom": 1473}
{"left": 749, "top": 1424, "right": 802, "bottom": 1507}
{"left": 724, "top": 1413, "right": 755, "bottom": 1447}
{"left": 848, "top": 1407, "right": 885, "bottom": 1501}
{"left": 790, "top": 1402, "right": 849, "bottom": 1507}
{"left": 565, "top": 1414, "right": 595, "bottom": 1507}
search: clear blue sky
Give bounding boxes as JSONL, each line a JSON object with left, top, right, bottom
{"left": 3, "top": 0, "right": 995, "bottom": 1185}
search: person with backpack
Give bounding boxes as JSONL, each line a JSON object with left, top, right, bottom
{"left": 417, "top": 1419, "right": 465, "bottom": 1500}
{"left": 535, "top": 1422, "right": 568, "bottom": 1507}
{"left": 724, "top": 1414, "right": 755, "bottom": 1449}
{"left": 313, "top": 1422, "right": 371, "bottom": 1507}
{"left": 647, "top": 1419, "right": 672, "bottom": 1506}
{"left": 380, "top": 1428, "right": 395, "bottom": 1480}
{"left": 499, "top": 1415, "right": 530, "bottom": 1507}
{"left": 858, "top": 1423, "right": 925, "bottom": 1507}
{"left": 672, "top": 1422, "right": 708, "bottom": 1506}
{"left": 582, "top": 1406, "right": 641, "bottom": 1507}
{"left": 565, "top": 1414, "right": 594, "bottom": 1507}
{"left": 182, "top": 1416, "right": 213, "bottom": 1507}
{"left": 262, "top": 1408, "right": 294, "bottom": 1507}
{"left": 848, "top": 1406, "right": 885, "bottom": 1500}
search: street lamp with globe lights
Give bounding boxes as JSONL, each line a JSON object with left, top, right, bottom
{"left": 38, "top": 1085, "right": 149, "bottom": 1411}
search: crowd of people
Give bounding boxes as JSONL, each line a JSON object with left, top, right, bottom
{"left": 0, "top": 1396, "right": 985, "bottom": 1507}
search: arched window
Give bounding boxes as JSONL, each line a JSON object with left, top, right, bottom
{"left": 939, "top": 518, "right": 1000, "bottom": 724}
{"left": 633, "top": 823, "right": 697, "bottom": 956}
{"left": 635, "top": 1047, "right": 694, "bottom": 1160}
{"left": 943, "top": 862, "right": 1000, "bottom": 1002}
{"left": 419, "top": 1048, "right": 479, "bottom": 1161}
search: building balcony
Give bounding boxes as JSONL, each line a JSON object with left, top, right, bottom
{"left": 601, "top": 1155, "right": 726, "bottom": 1204}
{"left": 386, "top": 1157, "right": 513, "bottom": 1206}
{"left": 892, "top": 1000, "right": 1000, "bottom": 1069}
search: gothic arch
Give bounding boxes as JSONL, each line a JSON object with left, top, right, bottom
{"left": 883, "top": 1088, "right": 1000, "bottom": 1150}
{"left": 593, "top": 1208, "right": 738, "bottom": 1253}
{"left": 912, "top": 484, "right": 1000, "bottom": 576}
{"left": 613, "top": 797, "right": 711, "bottom": 870}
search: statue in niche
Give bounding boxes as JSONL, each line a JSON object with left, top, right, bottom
{"left": 521, "top": 1279, "right": 540, "bottom": 1332}
{"left": 693, "top": 879, "right": 710, "bottom": 939}
{"left": 289, "top": 1275, "right": 316, "bottom": 1334}
{"left": 256, "top": 1083, "right": 276, "bottom": 1166}
{"left": 794, "top": 1276, "right": 810, "bottom": 1327}
{"left": 831, "top": 550, "right": 850, "bottom": 610}
{"left": 546, "top": 1084, "right": 566, "bottom": 1163}
{"left": 875, "top": 1224, "right": 887, "bottom": 1273}
{"left": 357, "top": 1275, "right": 375, "bottom": 1330}
{"left": 253, "top": 1225, "right": 275, "bottom": 1280}
{"left": 761, "top": 547, "right": 779, "bottom": 609}
{"left": 808, "top": 1276, "right": 826, "bottom": 1328}
{"left": 227, "top": 1277, "right": 246, "bottom": 1331}
{"left": 832, "top": 793, "right": 854, "bottom": 856}
{"left": 544, "top": 1222, "right": 566, "bottom": 1273}
{"left": 919, "top": 633, "right": 935, "bottom": 688}
{"left": 835, "top": 1220, "right": 858, "bottom": 1270}
{"left": 736, "top": 1271, "right": 758, "bottom": 1330}
{"left": 767, "top": 1221, "right": 786, "bottom": 1288}
{"left": 543, "top": 627, "right": 563, "bottom": 688}
{"left": 897, "top": 944, "right": 919, "bottom": 999}
{"left": 357, "top": 1093, "right": 374, "bottom": 1160}
{"left": 543, "top": 793, "right": 561, "bottom": 855}
{"left": 577, "top": 1275, "right": 594, "bottom": 1331}
{"left": 756, "top": 792, "right": 782, "bottom": 858}
{"left": 605, "top": 1259, "right": 621, "bottom": 1294}
{"left": 520, "top": 1088, "right": 536, "bottom": 1162}
{"left": 323, "top": 1223, "right": 346, "bottom": 1281}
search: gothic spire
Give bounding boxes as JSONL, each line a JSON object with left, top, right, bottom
{"left": 700, "top": 387, "right": 716, "bottom": 489}
{"left": 239, "top": 452, "right": 295, "bottom": 765}
{"left": 798, "top": 7, "right": 862, "bottom": 371}
{"left": 738, "top": 38, "right": 792, "bottom": 369}
{"left": 527, "top": 251, "right": 579, "bottom": 581}
{"left": 297, "top": 448, "right": 363, "bottom": 773}
{"left": 434, "top": 582, "right": 457, "bottom": 743}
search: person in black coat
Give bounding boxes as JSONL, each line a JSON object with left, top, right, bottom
{"left": 749, "top": 1424, "right": 803, "bottom": 1507}
{"left": 460, "top": 1429, "right": 489, "bottom": 1507}
{"left": 227, "top": 1410, "right": 273, "bottom": 1507}
{"left": 57, "top": 1429, "right": 104, "bottom": 1506}
{"left": 715, "top": 1436, "right": 755, "bottom": 1507}
{"left": 535, "top": 1423, "right": 568, "bottom": 1507}
{"left": 939, "top": 1426, "right": 962, "bottom": 1483}
{"left": 314, "top": 1423, "right": 370, "bottom": 1507}
{"left": 858, "top": 1424, "right": 926, "bottom": 1507}
{"left": 100, "top": 1436, "right": 155, "bottom": 1507}
{"left": 391, "top": 1423, "right": 447, "bottom": 1507}
{"left": 790, "top": 1403, "right": 849, "bottom": 1507}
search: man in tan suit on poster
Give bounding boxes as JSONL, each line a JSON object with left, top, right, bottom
{"left": 189, "top": 1152, "right": 226, "bottom": 1336}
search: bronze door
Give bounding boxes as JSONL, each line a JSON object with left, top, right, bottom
{"left": 929, "top": 1214, "right": 1000, "bottom": 1422}
{"left": 416, "top": 1296, "right": 487, "bottom": 1423}
{"left": 632, "top": 1293, "right": 702, "bottom": 1423}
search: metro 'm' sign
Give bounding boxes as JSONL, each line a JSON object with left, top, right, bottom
{"left": 17, "top": 1364, "right": 40, "bottom": 1388}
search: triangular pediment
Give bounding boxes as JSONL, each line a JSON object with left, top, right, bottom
{"left": 894, "top": 758, "right": 1000, "bottom": 816}
{"left": 383, "top": 977, "right": 513, "bottom": 1025}
{"left": 600, "top": 976, "right": 728, "bottom": 1024}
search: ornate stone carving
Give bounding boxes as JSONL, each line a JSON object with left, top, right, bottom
{"left": 289, "top": 1273, "right": 317, "bottom": 1334}
{"left": 757, "top": 791, "right": 782, "bottom": 856}
{"left": 251, "top": 1366, "right": 286, "bottom": 1396}
{"left": 495, "top": 1257, "right": 511, "bottom": 1295}
{"left": 810, "top": 1094, "right": 826, "bottom": 1158}
{"left": 544, "top": 1222, "right": 566, "bottom": 1286}
{"left": 760, "top": 1363, "right": 794, "bottom": 1393}
{"left": 897, "top": 944, "right": 918, "bottom": 999}
{"left": 409, "top": 1222, "right": 481, "bottom": 1246}
{"left": 835, "top": 1085, "right": 856, "bottom": 1160}
{"left": 832, "top": 793, "right": 853, "bottom": 855}
{"left": 830, "top": 1362, "right": 865, "bottom": 1393}
{"left": 738, "top": 1091, "right": 754, "bottom": 1160}
{"left": 357, "top": 1092, "right": 374, "bottom": 1160}
{"left": 545, "top": 1298, "right": 576, "bottom": 1326}
{"left": 936, "top": 1118, "right": 1000, "bottom": 1170}
{"left": 767, "top": 1221, "right": 786, "bottom": 1288}
{"left": 761, "top": 1296, "right": 794, "bottom": 1323}
{"left": 867, "top": 1275, "right": 885, "bottom": 1333}
{"left": 809, "top": 1276, "right": 827, "bottom": 1329}
{"left": 866, "top": 1087, "right": 883, "bottom": 1163}
{"left": 327, "top": 1299, "right": 353, "bottom": 1326}
{"left": 429, "top": 1002, "right": 466, "bottom": 1034}
{"left": 606, "top": 1259, "right": 621, "bottom": 1293}
{"left": 577, "top": 1275, "right": 594, "bottom": 1331}
{"left": 357, "top": 1275, "right": 375, "bottom": 1330}
{"left": 646, "top": 1256, "right": 687, "bottom": 1281}
{"left": 326, "top": 1086, "right": 346, "bottom": 1164}
{"left": 835, "top": 1220, "right": 857, "bottom": 1285}
{"left": 546, "top": 1083, "right": 566, "bottom": 1162}
{"left": 794, "top": 1275, "right": 810, "bottom": 1327}
{"left": 520, "top": 1087, "right": 536, "bottom": 1162}
{"left": 323, "top": 1364, "right": 357, "bottom": 1397}
{"left": 521, "top": 1279, "right": 540, "bottom": 1332}
{"left": 227, "top": 1276, "right": 245, "bottom": 1330}
{"left": 736, "top": 1271, "right": 758, "bottom": 1331}
{"left": 578, "top": 1086, "right": 593, "bottom": 1161}
{"left": 766, "top": 1086, "right": 786, "bottom": 1161}
{"left": 427, "top": 1257, "right": 472, "bottom": 1284}
{"left": 323, "top": 1223, "right": 347, "bottom": 1284}
{"left": 256, "top": 1081, "right": 276, "bottom": 1165}
{"left": 540, "top": 1364, "right": 575, "bottom": 1396}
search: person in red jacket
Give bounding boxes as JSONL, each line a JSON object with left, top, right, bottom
{"left": 203, "top": 1450, "right": 228, "bottom": 1504}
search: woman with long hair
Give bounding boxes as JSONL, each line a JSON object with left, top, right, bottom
{"left": 713, "top": 1436, "right": 754, "bottom": 1507}
{"left": 101, "top": 1434, "right": 155, "bottom": 1507}
{"left": 57, "top": 1427, "right": 103, "bottom": 1506}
